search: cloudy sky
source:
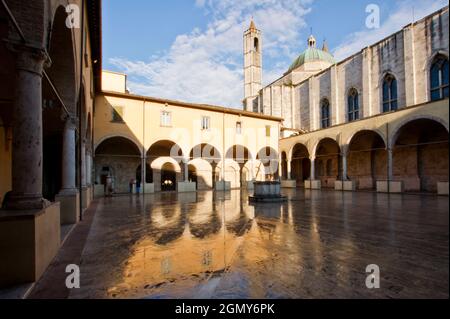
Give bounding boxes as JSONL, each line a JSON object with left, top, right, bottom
{"left": 103, "top": 0, "right": 448, "bottom": 108}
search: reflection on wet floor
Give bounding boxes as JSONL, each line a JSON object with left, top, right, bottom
{"left": 70, "top": 189, "right": 449, "bottom": 299}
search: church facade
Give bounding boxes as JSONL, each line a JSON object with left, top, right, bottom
{"left": 244, "top": 7, "right": 449, "bottom": 194}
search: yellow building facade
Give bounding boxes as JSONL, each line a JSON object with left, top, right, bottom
{"left": 94, "top": 71, "right": 283, "bottom": 195}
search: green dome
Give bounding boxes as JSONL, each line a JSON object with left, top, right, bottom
{"left": 287, "top": 47, "right": 336, "bottom": 73}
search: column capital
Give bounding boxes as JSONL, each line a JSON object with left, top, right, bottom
{"left": 5, "top": 40, "right": 51, "bottom": 75}
{"left": 61, "top": 113, "right": 78, "bottom": 131}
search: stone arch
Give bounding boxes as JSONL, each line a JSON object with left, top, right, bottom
{"left": 94, "top": 136, "right": 142, "bottom": 194}
{"left": 5, "top": 0, "right": 48, "bottom": 45}
{"left": 391, "top": 118, "right": 449, "bottom": 192}
{"left": 344, "top": 128, "right": 387, "bottom": 155}
{"left": 95, "top": 135, "right": 142, "bottom": 157}
{"left": 290, "top": 143, "right": 310, "bottom": 186}
{"left": 46, "top": 5, "right": 78, "bottom": 114}
{"left": 389, "top": 114, "right": 449, "bottom": 148}
{"left": 314, "top": 138, "right": 341, "bottom": 188}
{"left": 347, "top": 130, "right": 387, "bottom": 189}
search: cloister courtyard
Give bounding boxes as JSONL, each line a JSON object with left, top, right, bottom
{"left": 27, "top": 189, "right": 449, "bottom": 299}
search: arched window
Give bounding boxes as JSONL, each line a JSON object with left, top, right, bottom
{"left": 347, "top": 88, "right": 359, "bottom": 122}
{"left": 254, "top": 38, "right": 259, "bottom": 52}
{"left": 320, "top": 99, "right": 330, "bottom": 128}
{"left": 382, "top": 74, "right": 398, "bottom": 112}
{"left": 430, "top": 55, "right": 449, "bottom": 101}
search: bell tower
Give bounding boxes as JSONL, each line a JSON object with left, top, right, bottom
{"left": 243, "top": 19, "right": 262, "bottom": 112}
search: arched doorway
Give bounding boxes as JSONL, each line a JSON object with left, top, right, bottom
{"left": 188, "top": 164, "right": 198, "bottom": 190}
{"left": 347, "top": 130, "right": 386, "bottom": 190}
{"left": 161, "top": 162, "right": 177, "bottom": 191}
{"left": 315, "top": 138, "right": 340, "bottom": 188}
{"left": 393, "top": 118, "right": 449, "bottom": 192}
{"left": 95, "top": 136, "right": 141, "bottom": 193}
{"left": 291, "top": 143, "right": 310, "bottom": 187}
{"left": 147, "top": 140, "right": 184, "bottom": 192}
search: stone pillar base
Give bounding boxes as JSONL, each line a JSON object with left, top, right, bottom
{"left": 81, "top": 187, "right": 89, "bottom": 210}
{"left": 177, "top": 182, "right": 196, "bottom": 193}
{"left": 215, "top": 181, "right": 231, "bottom": 191}
{"left": 94, "top": 184, "right": 104, "bottom": 198}
{"left": 437, "top": 182, "right": 449, "bottom": 195}
{"left": 247, "top": 181, "right": 254, "bottom": 190}
{"left": 144, "top": 183, "right": 155, "bottom": 194}
{"left": 335, "top": 180, "right": 357, "bottom": 191}
{"left": 376, "top": 181, "right": 404, "bottom": 193}
{"left": 305, "top": 180, "right": 321, "bottom": 189}
{"left": 281, "top": 180, "right": 296, "bottom": 188}
{"left": 55, "top": 192, "right": 79, "bottom": 225}
{"left": 0, "top": 202, "right": 60, "bottom": 288}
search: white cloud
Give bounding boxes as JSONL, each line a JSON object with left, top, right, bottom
{"left": 332, "top": 0, "right": 449, "bottom": 61}
{"left": 109, "top": 0, "right": 313, "bottom": 108}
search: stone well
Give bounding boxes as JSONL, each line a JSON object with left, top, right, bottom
{"left": 248, "top": 181, "right": 287, "bottom": 203}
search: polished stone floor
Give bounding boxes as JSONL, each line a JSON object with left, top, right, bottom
{"left": 70, "top": 189, "right": 449, "bottom": 299}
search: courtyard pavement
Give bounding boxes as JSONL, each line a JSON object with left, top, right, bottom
{"left": 68, "top": 189, "right": 448, "bottom": 299}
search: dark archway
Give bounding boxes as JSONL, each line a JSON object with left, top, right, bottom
{"left": 161, "top": 162, "right": 177, "bottom": 191}
{"left": 315, "top": 138, "right": 340, "bottom": 188}
{"left": 393, "top": 119, "right": 449, "bottom": 192}
{"left": 291, "top": 143, "right": 310, "bottom": 187}
{"left": 95, "top": 136, "right": 141, "bottom": 193}
{"left": 347, "top": 130, "right": 386, "bottom": 190}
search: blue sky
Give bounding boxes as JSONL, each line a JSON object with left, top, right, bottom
{"left": 103, "top": 0, "right": 448, "bottom": 108}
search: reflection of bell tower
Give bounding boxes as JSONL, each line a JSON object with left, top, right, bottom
{"left": 243, "top": 19, "right": 262, "bottom": 112}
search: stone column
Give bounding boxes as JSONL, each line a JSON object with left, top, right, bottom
{"left": 287, "top": 160, "right": 292, "bottom": 180}
{"left": 387, "top": 148, "right": 393, "bottom": 181}
{"left": 60, "top": 115, "right": 78, "bottom": 194}
{"left": 4, "top": 45, "right": 49, "bottom": 210}
{"left": 342, "top": 153, "right": 348, "bottom": 180}
{"left": 250, "top": 160, "right": 255, "bottom": 180}
{"left": 81, "top": 141, "right": 86, "bottom": 187}
{"left": 310, "top": 157, "right": 316, "bottom": 180}
{"left": 184, "top": 160, "right": 189, "bottom": 182}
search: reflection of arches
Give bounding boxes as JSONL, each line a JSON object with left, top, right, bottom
{"left": 347, "top": 130, "right": 386, "bottom": 190}
{"left": 291, "top": 143, "right": 310, "bottom": 186}
{"left": 315, "top": 138, "right": 340, "bottom": 188}
{"left": 94, "top": 136, "right": 142, "bottom": 193}
{"left": 257, "top": 147, "right": 279, "bottom": 179}
{"left": 189, "top": 207, "right": 221, "bottom": 239}
{"left": 392, "top": 118, "right": 449, "bottom": 192}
